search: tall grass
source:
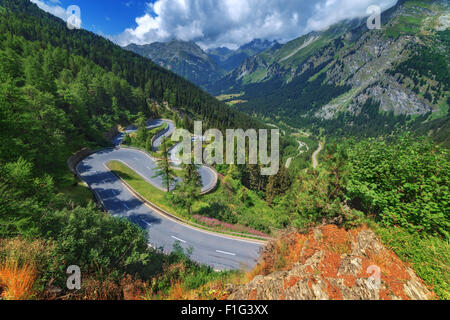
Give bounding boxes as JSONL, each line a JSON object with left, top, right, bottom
{"left": 0, "top": 238, "right": 55, "bottom": 300}
{"left": 0, "top": 259, "right": 36, "bottom": 300}
{"left": 168, "top": 280, "right": 187, "bottom": 300}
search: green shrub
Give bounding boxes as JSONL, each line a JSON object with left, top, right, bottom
{"left": 377, "top": 226, "right": 449, "bottom": 300}
{"left": 39, "top": 204, "right": 151, "bottom": 283}
{"left": 346, "top": 135, "right": 449, "bottom": 238}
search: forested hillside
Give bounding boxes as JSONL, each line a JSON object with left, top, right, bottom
{"left": 0, "top": 0, "right": 261, "bottom": 135}
{"left": 0, "top": 0, "right": 265, "bottom": 173}
{"left": 125, "top": 40, "right": 223, "bottom": 89}
{"left": 212, "top": 0, "right": 449, "bottom": 145}
{"left": 0, "top": 0, "right": 265, "bottom": 300}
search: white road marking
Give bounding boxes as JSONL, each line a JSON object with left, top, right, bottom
{"left": 123, "top": 203, "right": 130, "bottom": 210}
{"left": 216, "top": 250, "right": 236, "bottom": 256}
{"left": 142, "top": 220, "right": 152, "bottom": 227}
{"left": 171, "top": 236, "right": 187, "bottom": 243}
{"left": 99, "top": 146, "right": 265, "bottom": 246}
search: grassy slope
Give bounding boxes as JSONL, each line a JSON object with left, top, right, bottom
{"left": 56, "top": 172, "right": 94, "bottom": 207}
{"left": 106, "top": 161, "right": 276, "bottom": 238}
{"left": 107, "top": 161, "right": 176, "bottom": 214}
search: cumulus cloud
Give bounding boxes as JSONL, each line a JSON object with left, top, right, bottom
{"left": 30, "top": 0, "right": 397, "bottom": 49}
{"left": 116, "top": 0, "right": 397, "bottom": 49}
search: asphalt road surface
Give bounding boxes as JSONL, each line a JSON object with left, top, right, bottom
{"left": 76, "top": 120, "right": 263, "bottom": 271}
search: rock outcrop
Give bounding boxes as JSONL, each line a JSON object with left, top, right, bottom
{"left": 228, "top": 225, "right": 434, "bottom": 300}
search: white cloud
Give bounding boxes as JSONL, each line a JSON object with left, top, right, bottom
{"left": 115, "top": 0, "right": 398, "bottom": 49}
{"left": 29, "top": 0, "right": 397, "bottom": 49}
{"left": 306, "top": 0, "right": 396, "bottom": 31}
{"left": 30, "top": 0, "right": 82, "bottom": 28}
{"left": 30, "top": 0, "right": 67, "bottom": 20}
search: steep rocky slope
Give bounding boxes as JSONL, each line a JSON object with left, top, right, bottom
{"left": 228, "top": 225, "right": 435, "bottom": 300}
{"left": 314, "top": 0, "right": 449, "bottom": 119}
{"left": 212, "top": 0, "right": 449, "bottom": 127}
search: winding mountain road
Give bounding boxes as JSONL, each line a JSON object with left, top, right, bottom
{"left": 312, "top": 142, "right": 324, "bottom": 169}
{"left": 285, "top": 140, "right": 308, "bottom": 169}
{"left": 76, "top": 120, "right": 263, "bottom": 271}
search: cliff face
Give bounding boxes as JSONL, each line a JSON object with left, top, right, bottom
{"left": 228, "top": 225, "right": 434, "bottom": 300}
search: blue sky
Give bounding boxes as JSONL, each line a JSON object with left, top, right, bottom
{"left": 31, "top": 0, "right": 153, "bottom": 35}
{"left": 30, "top": 0, "right": 397, "bottom": 49}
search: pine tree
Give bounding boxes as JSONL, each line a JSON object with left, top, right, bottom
{"left": 135, "top": 112, "right": 147, "bottom": 146}
{"left": 266, "top": 166, "right": 292, "bottom": 206}
{"left": 174, "top": 162, "right": 202, "bottom": 216}
{"left": 149, "top": 101, "right": 160, "bottom": 119}
{"left": 145, "top": 136, "right": 153, "bottom": 152}
{"left": 182, "top": 115, "right": 190, "bottom": 130}
{"left": 153, "top": 137, "right": 176, "bottom": 192}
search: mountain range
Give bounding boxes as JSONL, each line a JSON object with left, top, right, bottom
{"left": 125, "top": 39, "right": 279, "bottom": 88}
{"left": 214, "top": 0, "right": 449, "bottom": 125}
{"left": 126, "top": 0, "right": 449, "bottom": 142}
{"left": 207, "top": 39, "right": 280, "bottom": 72}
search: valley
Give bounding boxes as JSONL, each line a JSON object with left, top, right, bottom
{"left": 0, "top": 0, "right": 448, "bottom": 302}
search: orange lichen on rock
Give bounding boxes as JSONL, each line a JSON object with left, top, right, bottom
{"left": 284, "top": 276, "right": 302, "bottom": 289}
{"left": 321, "top": 225, "right": 351, "bottom": 254}
{"left": 228, "top": 225, "right": 435, "bottom": 300}
{"left": 323, "top": 278, "right": 344, "bottom": 300}
{"left": 284, "top": 234, "right": 306, "bottom": 268}
{"left": 249, "top": 289, "right": 258, "bottom": 300}
{"left": 249, "top": 230, "right": 309, "bottom": 278}
{"left": 318, "top": 252, "right": 341, "bottom": 278}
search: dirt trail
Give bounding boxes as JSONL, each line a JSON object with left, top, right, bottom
{"left": 312, "top": 142, "right": 324, "bottom": 169}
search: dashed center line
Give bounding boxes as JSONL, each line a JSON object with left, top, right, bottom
{"left": 171, "top": 236, "right": 187, "bottom": 243}
{"left": 216, "top": 250, "right": 236, "bottom": 256}
{"left": 142, "top": 220, "right": 152, "bottom": 227}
